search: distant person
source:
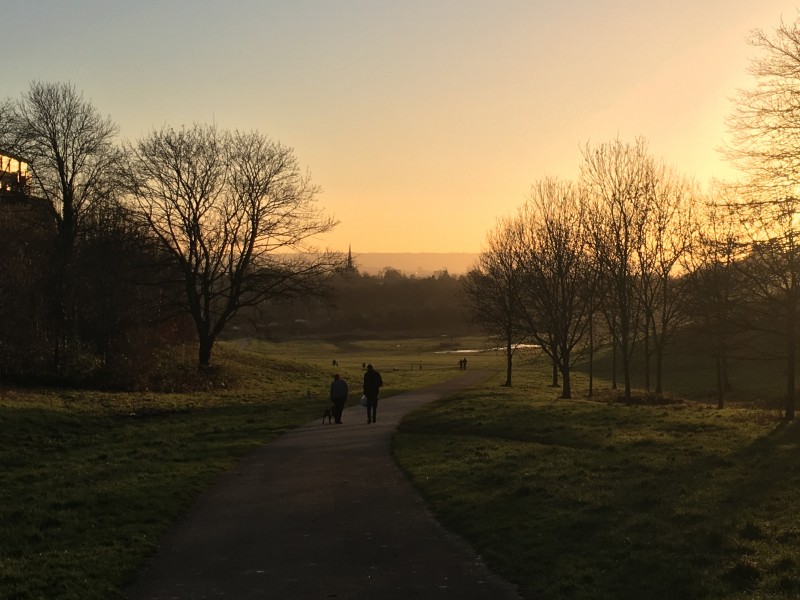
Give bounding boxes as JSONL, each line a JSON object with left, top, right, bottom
{"left": 363, "top": 363, "right": 383, "bottom": 424}
{"left": 330, "top": 373, "right": 349, "bottom": 424}
{"left": 463, "top": 357, "right": 468, "bottom": 370}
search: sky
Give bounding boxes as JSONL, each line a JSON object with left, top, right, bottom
{"left": 3, "top": 1, "right": 799, "bottom": 253}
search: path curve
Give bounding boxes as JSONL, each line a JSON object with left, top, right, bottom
{"left": 124, "top": 369, "right": 521, "bottom": 599}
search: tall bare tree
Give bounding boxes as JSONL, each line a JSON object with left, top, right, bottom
{"left": 516, "top": 178, "right": 593, "bottom": 399}
{"left": 639, "top": 166, "right": 700, "bottom": 395}
{"left": 582, "top": 137, "right": 654, "bottom": 402}
{"left": 724, "top": 185, "right": 800, "bottom": 419}
{"left": 7, "top": 81, "right": 120, "bottom": 367}
{"left": 123, "top": 124, "right": 340, "bottom": 367}
{"left": 724, "top": 16, "right": 800, "bottom": 419}
{"left": 9, "top": 82, "right": 119, "bottom": 259}
{"left": 684, "top": 193, "right": 746, "bottom": 408}
{"left": 463, "top": 218, "right": 526, "bottom": 386}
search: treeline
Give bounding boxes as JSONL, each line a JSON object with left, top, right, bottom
{"left": 227, "top": 267, "right": 479, "bottom": 339}
{"left": 0, "top": 81, "right": 480, "bottom": 389}
{"left": 463, "top": 138, "right": 796, "bottom": 419}
{"left": 464, "top": 17, "right": 800, "bottom": 421}
{"left": 0, "top": 82, "right": 340, "bottom": 388}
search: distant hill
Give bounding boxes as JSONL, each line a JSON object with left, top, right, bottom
{"left": 352, "top": 252, "right": 478, "bottom": 275}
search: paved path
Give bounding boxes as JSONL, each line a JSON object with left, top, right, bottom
{"left": 124, "top": 370, "right": 521, "bottom": 599}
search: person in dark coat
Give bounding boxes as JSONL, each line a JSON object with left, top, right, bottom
{"left": 363, "top": 363, "right": 383, "bottom": 424}
{"left": 330, "top": 373, "right": 349, "bottom": 424}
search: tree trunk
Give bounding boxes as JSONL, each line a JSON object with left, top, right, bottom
{"left": 620, "top": 337, "right": 632, "bottom": 402}
{"left": 611, "top": 339, "right": 617, "bottom": 390}
{"left": 722, "top": 351, "right": 731, "bottom": 392}
{"left": 551, "top": 355, "right": 559, "bottom": 387}
{"left": 588, "top": 309, "right": 594, "bottom": 398}
{"left": 655, "top": 345, "right": 664, "bottom": 396}
{"left": 786, "top": 290, "right": 796, "bottom": 420}
{"left": 643, "top": 328, "right": 651, "bottom": 393}
{"left": 504, "top": 340, "right": 512, "bottom": 387}
{"left": 198, "top": 333, "right": 215, "bottom": 368}
{"left": 715, "top": 353, "right": 724, "bottom": 409}
{"left": 561, "top": 349, "right": 571, "bottom": 399}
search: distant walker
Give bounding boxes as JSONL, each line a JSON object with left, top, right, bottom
{"left": 330, "top": 373, "right": 348, "bottom": 424}
{"left": 363, "top": 364, "right": 383, "bottom": 424}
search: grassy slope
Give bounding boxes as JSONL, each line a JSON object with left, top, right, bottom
{"left": 0, "top": 337, "right": 475, "bottom": 600}
{"left": 394, "top": 362, "right": 800, "bottom": 600}
{"left": 6, "top": 335, "right": 798, "bottom": 599}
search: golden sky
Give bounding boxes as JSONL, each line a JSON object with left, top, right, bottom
{"left": 4, "top": 1, "right": 798, "bottom": 252}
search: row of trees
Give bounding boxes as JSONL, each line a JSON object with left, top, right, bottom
{"left": 466, "top": 16, "right": 800, "bottom": 420}
{"left": 240, "top": 267, "right": 477, "bottom": 338}
{"left": 0, "top": 82, "right": 342, "bottom": 383}
{"left": 464, "top": 139, "right": 698, "bottom": 399}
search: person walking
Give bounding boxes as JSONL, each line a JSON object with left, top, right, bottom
{"left": 330, "top": 373, "right": 348, "bottom": 424}
{"left": 363, "top": 363, "right": 383, "bottom": 424}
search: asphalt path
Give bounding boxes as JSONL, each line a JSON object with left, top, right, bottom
{"left": 124, "top": 369, "right": 521, "bottom": 599}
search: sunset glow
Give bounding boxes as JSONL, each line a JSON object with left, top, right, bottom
{"left": 4, "top": 1, "right": 799, "bottom": 252}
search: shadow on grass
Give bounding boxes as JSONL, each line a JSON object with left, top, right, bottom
{"left": 395, "top": 386, "right": 800, "bottom": 600}
{"left": 0, "top": 399, "right": 315, "bottom": 600}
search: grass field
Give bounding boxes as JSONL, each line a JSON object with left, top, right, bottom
{"left": 3, "top": 336, "right": 798, "bottom": 599}
{"left": 394, "top": 359, "right": 800, "bottom": 600}
{"left": 0, "top": 336, "right": 486, "bottom": 600}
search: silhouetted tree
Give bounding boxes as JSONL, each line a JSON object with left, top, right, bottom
{"left": 724, "top": 16, "right": 800, "bottom": 419}
{"left": 464, "top": 218, "right": 526, "bottom": 386}
{"left": 516, "top": 178, "right": 593, "bottom": 399}
{"left": 123, "top": 124, "right": 341, "bottom": 367}
{"left": 638, "top": 165, "right": 699, "bottom": 395}
{"left": 582, "top": 137, "right": 653, "bottom": 402}
{"left": 6, "top": 81, "right": 120, "bottom": 369}
{"left": 683, "top": 194, "right": 747, "bottom": 408}
{"left": 73, "top": 199, "right": 191, "bottom": 373}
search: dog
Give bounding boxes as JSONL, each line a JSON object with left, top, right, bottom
{"left": 322, "top": 405, "right": 334, "bottom": 424}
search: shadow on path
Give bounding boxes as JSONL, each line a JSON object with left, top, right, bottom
{"left": 125, "top": 369, "right": 521, "bottom": 599}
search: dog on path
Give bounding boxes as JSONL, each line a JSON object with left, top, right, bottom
{"left": 322, "top": 405, "right": 334, "bottom": 424}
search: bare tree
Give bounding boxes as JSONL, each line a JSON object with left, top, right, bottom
{"left": 683, "top": 193, "right": 747, "bottom": 408}
{"left": 724, "top": 16, "right": 800, "bottom": 419}
{"left": 725, "top": 17, "right": 800, "bottom": 193}
{"left": 0, "top": 99, "right": 14, "bottom": 148}
{"left": 463, "top": 218, "right": 526, "bottom": 386}
{"left": 516, "top": 178, "right": 593, "bottom": 399}
{"left": 9, "top": 82, "right": 120, "bottom": 259}
{"left": 639, "top": 166, "right": 700, "bottom": 395}
{"left": 6, "top": 81, "right": 120, "bottom": 368}
{"left": 123, "top": 124, "right": 340, "bottom": 367}
{"left": 726, "top": 185, "right": 800, "bottom": 419}
{"left": 582, "top": 137, "right": 654, "bottom": 402}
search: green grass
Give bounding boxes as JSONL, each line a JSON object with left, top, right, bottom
{"left": 574, "top": 343, "right": 789, "bottom": 410}
{"left": 7, "top": 335, "right": 797, "bottom": 599}
{"left": 0, "top": 336, "right": 480, "bottom": 600}
{"left": 394, "top": 361, "right": 800, "bottom": 599}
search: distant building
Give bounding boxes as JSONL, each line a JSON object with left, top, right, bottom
{"left": 0, "top": 149, "right": 31, "bottom": 200}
